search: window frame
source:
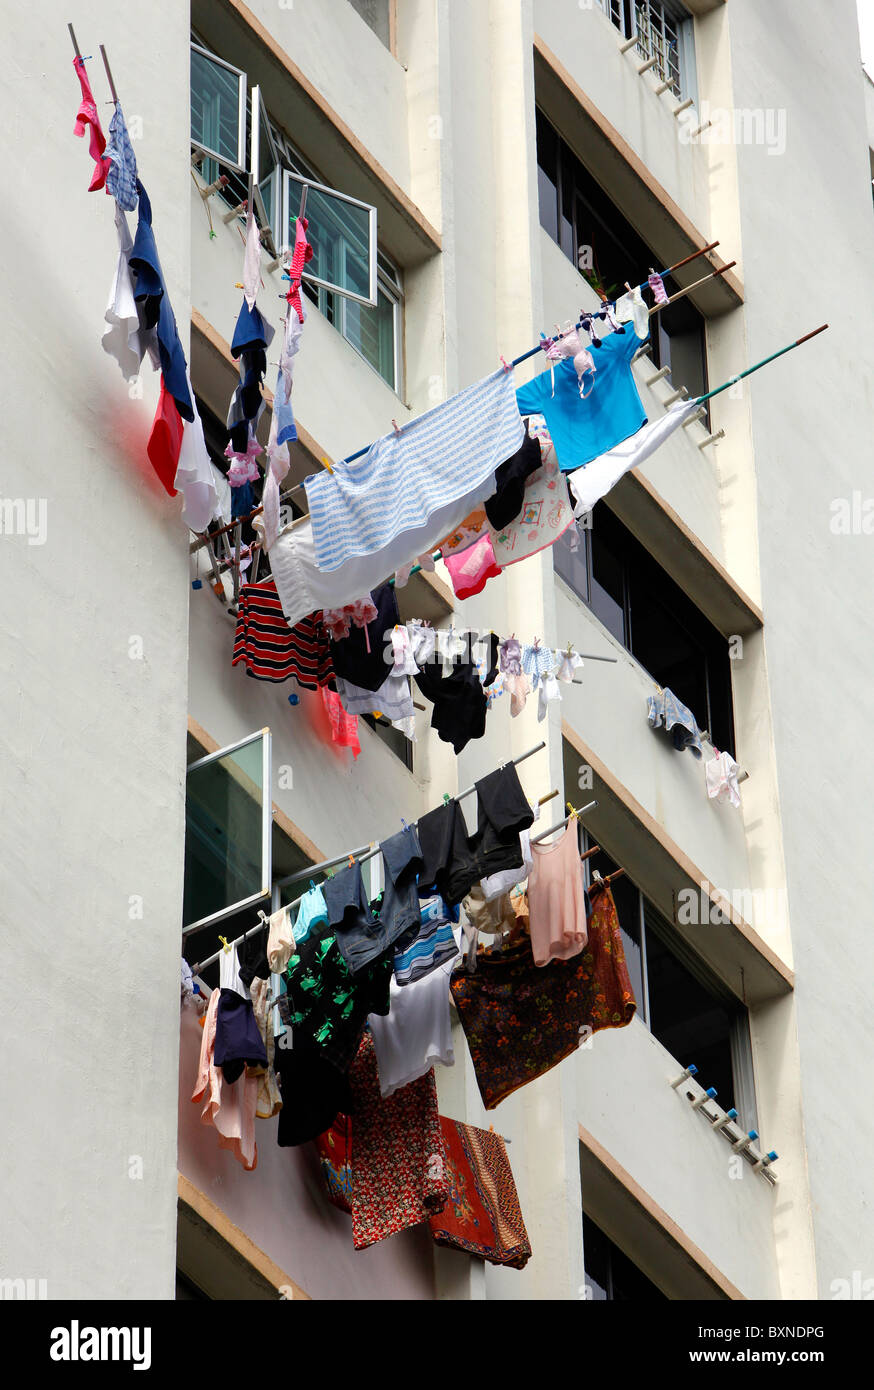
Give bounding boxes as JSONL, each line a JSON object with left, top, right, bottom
{"left": 280, "top": 171, "right": 379, "bottom": 308}
{"left": 183, "top": 728, "right": 273, "bottom": 934}
{"left": 189, "top": 43, "right": 248, "bottom": 172}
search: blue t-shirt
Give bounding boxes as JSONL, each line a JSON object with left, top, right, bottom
{"left": 515, "top": 328, "right": 648, "bottom": 471}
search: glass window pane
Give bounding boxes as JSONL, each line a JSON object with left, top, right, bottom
{"left": 343, "top": 286, "right": 396, "bottom": 387}
{"left": 286, "top": 174, "right": 375, "bottom": 305}
{"left": 643, "top": 908, "right": 737, "bottom": 1110}
{"left": 590, "top": 517, "right": 627, "bottom": 644}
{"left": 536, "top": 109, "right": 559, "bottom": 243}
{"left": 190, "top": 47, "right": 243, "bottom": 167}
{"left": 183, "top": 734, "right": 268, "bottom": 928}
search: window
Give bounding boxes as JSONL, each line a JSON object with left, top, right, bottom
{"left": 190, "top": 45, "right": 246, "bottom": 170}
{"left": 596, "top": 0, "right": 695, "bottom": 100}
{"left": 580, "top": 834, "right": 757, "bottom": 1124}
{"left": 583, "top": 1211, "right": 668, "bottom": 1300}
{"left": 535, "top": 109, "right": 708, "bottom": 411}
{"left": 361, "top": 711, "right": 414, "bottom": 772}
{"left": 183, "top": 729, "right": 272, "bottom": 933}
{"left": 555, "top": 502, "right": 736, "bottom": 753}
{"left": 190, "top": 36, "right": 402, "bottom": 394}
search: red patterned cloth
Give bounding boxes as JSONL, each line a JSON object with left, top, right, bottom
{"left": 232, "top": 581, "right": 334, "bottom": 687}
{"left": 315, "top": 1113, "right": 352, "bottom": 1214}
{"left": 429, "top": 1117, "right": 531, "bottom": 1269}
{"left": 348, "top": 1030, "right": 448, "bottom": 1250}
{"left": 450, "top": 882, "right": 636, "bottom": 1109}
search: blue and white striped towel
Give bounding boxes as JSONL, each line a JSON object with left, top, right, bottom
{"left": 305, "top": 369, "right": 524, "bottom": 573}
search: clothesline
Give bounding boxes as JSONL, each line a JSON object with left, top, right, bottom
{"left": 274, "top": 739, "right": 548, "bottom": 889}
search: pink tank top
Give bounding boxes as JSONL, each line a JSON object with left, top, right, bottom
{"left": 527, "top": 822, "right": 588, "bottom": 966}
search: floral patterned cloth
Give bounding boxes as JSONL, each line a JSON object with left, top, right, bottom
{"left": 315, "top": 1113, "right": 353, "bottom": 1214}
{"left": 428, "top": 1117, "right": 531, "bottom": 1269}
{"left": 450, "top": 883, "right": 637, "bottom": 1109}
{"left": 487, "top": 426, "right": 574, "bottom": 567}
{"left": 348, "top": 1030, "right": 448, "bottom": 1250}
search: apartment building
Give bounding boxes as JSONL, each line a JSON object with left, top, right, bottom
{"left": 4, "top": 0, "right": 874, "bottom": 1303}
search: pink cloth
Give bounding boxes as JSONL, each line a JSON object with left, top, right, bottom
{"left": 526, "top": 821, "right": 588, "bottom": 967}
{"left": 444, "top": 533, "right": 502, "bottom": 600}
{"left": 191, "top": 989, "right": 258, "bottom": 1171}
{"left": 72, "top": 56, "right": 110, "bottom": 192}
{"left": 321, "top": 686, "right": 361, "bottom": 758}
{"left": 286, "top": 215, "right": 313, "bottom": 317}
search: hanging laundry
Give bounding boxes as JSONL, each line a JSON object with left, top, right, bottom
{"left": 213, "top": 990, "right": 268, "bottom": 1083}
{"left": 242, "top": 203, "right": 262, "bottom": 311}
{"left": 444, "top": 532, "right": 502, "bottom": 600}
{"left": 514, "top": 327, "right": 648, "bottom": 472}
{"left": 335, "top": 674, "right": 415, "bottom": 739}
{"left": 567, "top": 398, "right": 700, "bottom": 519}
{"left": 367, "top": 960, "right": 455, "bottom": 1098}
{"left": 191, "top": 988, "right": 258, "bottom": 1170}
{"left": 303, "top": 368, "right": 524, "bottom": 574}
{"left": 129, "top": 181, "right": 193, "bottom": 421}
{"left": 393, "top": 552, "right": 437, "bottom": 587}
{"left": 327, "top": 583, "right": 398, "bottom": 692}
{"left": 281, "top": 910, "right": 392, "bottom": 1072}
{"left": 413, "top": 632, "right": 500, "bottom": 754}
{"left": 321, "top": 597, "right": 379, "bottom": 644}
{"left": 266, "top": 904, "right": 295, "bottom": 975}
{"left": 275, "top": 1040, "right": 352, "bottom": 1148}
{"left": 104, "top": 101, "right": 138, "bottom": 212}
{"left": 527, "top": 821, "right": 588, "bottom": 966}
{"left": 236, "top": 923, "right": 270, "bottom": 988}
{"left": 416, "top": 762, "right": 534, "bottom": 907}
{"left": 647, "top": 688, "right": 703, "bottom": 758}
{"left": 615, "top": 285, "right": 649, "bottom": 339}
{"left": 648, "top": 271, "right": 669, "bottom": 305}
{"left": 250, "top": 978, "right": 283, "bottom": 1119}
{"left": 450, "top": 883, "right": 636, "bottom": 1109}
{"left": 437, "top": 509, "right": 488, "bottom": 557}
{"left": 315, "top": 1113, "right": 353, "bottom": 1213}
{"left": 499, "top": 637, "right": 522, "bottom": 673}
{"left": 348, "top": 1031, "right": 448, "bottom": 1250}
{"left": 102, "top": 206, "right": 159, "bottom": 381}
{"left": 232, "top": 581, "right": 334, "bottom": 687}
{"left": 175, "top": 368, "right": 221, "bottom": 533}
{"left": 71, "top": 55, "right": 110, "bottom": 192}
{"left": 320, "top": 686, "right": 361, "bottom": 759}
{"left": 521, "top": 640, "right": 557, "bottom": 690}
{"left": 483, "top": 424, "right": 544, "bottom": 530}
{"left": 328, "top": 827, "right": 423, "bottom": 974}
{"left": 285, "top": 213, "right": 313, "bottom": 319}
{"left": 555, "top": 647, "right": 584, "bottom": 683}
{"left": 479, "top": 825, "right": 534, "bottom": 901}
{"left": 487, "top": 425, "right": 574, "bottom": 567}
{"left": 393, "top": 896, "right": 460, "bottom": 986}
{"left": 462, "top": 883, "right": 522, "bottom": 937}
{"left": 225, "top": 437, "right": 262, "bottom": 518}
{"left": 146, "top": 378, "right": 182, "bottom": 496}
{"left": 428, "top": 1118, "right": 532, "bottom": 1270}
{"left": 705, "top": 750, "right": 742, "bottom": 808}
{"left": 544, "top": 329, "right": 596, "bottom": 399}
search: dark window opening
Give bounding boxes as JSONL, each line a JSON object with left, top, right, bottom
{"left": 555, "top": 502, "right": 735, "bottom": 753}
{"left": 535, "top": 108, "right": 708, "bottom": 420}
{"left": 583, "top": 1211, "right": 668, "bottom": 1301}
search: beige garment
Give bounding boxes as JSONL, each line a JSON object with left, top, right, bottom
{"left": 462, "top": 883, "right": 518, "bottom": 936}
{"left": 267, "top": 905, "right": 295, "bottom": 974}
{"left": 191, "top": 989, "right": 259, "bottom": 1171}
{"left": 526, "top": 821, "right": 587, "bottom": 966}
{"left": 250, "top": 979, "right": 283, "bottom": 1119}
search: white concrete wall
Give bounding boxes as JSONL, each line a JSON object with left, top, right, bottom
{"left": 534, "top": 0, "right": 713, "bottom": 234}
{"left": 723, "top": 0, "right": 874, "bottom": 1297}
{"left": 0, "top": 1, "right": 191, "bottom": 1297}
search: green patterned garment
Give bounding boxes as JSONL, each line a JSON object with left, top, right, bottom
{"left": 282, "top": 921, "right": 392, "bottom": 1073}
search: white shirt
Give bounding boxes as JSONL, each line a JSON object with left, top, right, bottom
{"left": 367, "top": 960, "right": 455, "bottom": 1097}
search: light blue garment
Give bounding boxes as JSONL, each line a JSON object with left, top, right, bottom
{"left": 272, "top": 364, "right": 297, "bottom": 447}
{"left": 293, "top": 885, "right": 329, "bottom": 943}
{"left": 521, "top": 642, "right": 557, "bottom": 690}
{"left": 105, "top": 102, "right": 138, "bottom": 212}
{"left": 647, "top": 688, "right": 703, "bottom": 758}
{"left": 305, "top": 368, "right": 524, "bottom": 573}
{"left": 515, "top": 328, "right": 648, "bottom": 472}
{"left": 394, "top": 896, "right": 459, "bottom": 986}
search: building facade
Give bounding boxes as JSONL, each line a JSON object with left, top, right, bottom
{"left": 4, "top": 0, "right": 874, "bottom": 1301}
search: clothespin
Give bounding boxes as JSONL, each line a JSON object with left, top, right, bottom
{"left": 321, "top": 456, "right": 334, "bottom": 475}
{"left": 348, "top": 854, "right": 355, "bottom": 867}
{"left": 500, "top": 356, "right": 510, "bottom": 372}
{"left": 566, "top": 801, "right": 579, "bottom": 819}
{"left": 488, "top": 1123, "right": 511, "bottom": 1145}
{"left": 309, "top": 879, "right": 317, "bottom": 892}
{"left": 218, "top": 935, "right": 231, "bottom": 954}
{"left": 443, "top": 793, "right": 451, "bottom": 805}
{"left": 391, "top": 419, "right": 402, "bottom": 437}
